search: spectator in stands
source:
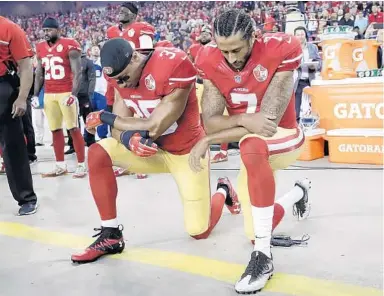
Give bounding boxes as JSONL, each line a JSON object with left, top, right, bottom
{"left": 354, "top": 10, "right": 369, "bottom": 34}
{"left": 293, "top": 26, "right": 322, "bottom": 123}
{"left": 339, "top": 12, "right": 355, "bottom": 26}
{"left": 368, "top": 5, "right": 384, "bottom": 24}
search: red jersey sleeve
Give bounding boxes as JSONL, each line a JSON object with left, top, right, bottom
{"left": 194, "top": 44, "right": 217, "bottom": 80}
{"left": 139, "top": 23, "right": 155, "bottom": 37}
{"left": 66, "top": 39, "right": 82, "bottom": 53}
{"left": 162, "top": 54, "right": 197, "bottom": 95}
{"left": 8, "top": 23, "right": 33, "bottom": 61}
{"left": 276, "top": 36, "right": 302, "bottom": 72}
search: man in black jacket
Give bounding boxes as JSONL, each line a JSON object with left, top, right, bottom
{"left": 65, "top": 52, "right": 96, "bottom": 154}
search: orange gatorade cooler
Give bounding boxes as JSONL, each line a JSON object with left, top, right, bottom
{"left": 325, "top": 129, "right": 384, "bottom": 165}
{"left": 352, "top": 39, "right": 380, "bottom": 72}
{"left": 320, "top": 39, "right": 356, "bottom": 80}
{"left": 304, "top": 77, "right": 384, "bottom": 130}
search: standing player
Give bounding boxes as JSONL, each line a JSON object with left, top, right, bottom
{"left": 192, "top": 9, "right": 311, "bottom": 294}
{"left": 89, "top": 45, "right": 108, "bottom": 140}
{"left": 71, "top": 38, "right": 241, "bottom": 263}
{"left": 33, "top": 17, "right": 86, "bottom": 178}
{"left": 106, "top": 2, "right": 155, "bottom": 178}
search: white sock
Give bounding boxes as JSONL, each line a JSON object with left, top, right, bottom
{"left": 78, "top": 162, "right": 86, "bottom": 167}
{"left": 216, "top": 188, "right": 227, "bottom": 199}
{"left": 101, "top": 218, "right": 118, "bottom": 228}
{"left": 56, "top": 161, "right": 66, "bottom": 169}
{"left": 252, "top": 205, "right": 274, "bottom": 258}
{"left": 276, "top": 179, "right": 310, "bottom": 213}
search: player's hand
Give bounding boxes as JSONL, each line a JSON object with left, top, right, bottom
{"left": 31, "top": 96, "right": 40, "bottom": 109}
{"left": 241, "top": 113, "right": 277, "bottom": 137}
{"left": 189, "top": 138, "right": 209, "bottom": 173}
{"left": 86, "top": 111, "right": 103, "bottom": 132}
{"left": 128, "top": 132, "right": 158, "bottom": 157}
{"left": 11, "top": 98, "right": 27, "bottom": 118}
{"left": 64, "top": 94, "right": 78, "bottom": 106}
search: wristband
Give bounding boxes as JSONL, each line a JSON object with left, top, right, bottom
{"left": 100, "top": 111, "right": 117, "bottom": 127}
{"left": 120, "top": 130, "right": 150, "bottom": 149}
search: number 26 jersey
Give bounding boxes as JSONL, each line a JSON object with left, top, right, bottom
{"left": 36, "top": 38, "right": 81, "bottom": 93}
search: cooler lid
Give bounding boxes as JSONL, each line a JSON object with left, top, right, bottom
{"left": 327, "top": 129, "right": 384, "bottom": 137}
{"left": 311, "top": 77, "right": 384, "bottom": 86}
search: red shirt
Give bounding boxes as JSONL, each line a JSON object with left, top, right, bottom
{"left": 107, "top": 22, "right": 155, "bottom": 50}
{"left": 35, "top": 38, "right": 81, "bottom": 93}
{"left": 108, "top": 48, "right": 204, "bottom": 155}
{"left": 196, "top": 33, "right": 302, "bottom": 129}
{"left": 368, "top": 12, "right": 384, "bottom": 24}
{"left": 0, "top": 17, "right": 33, "bottom": 76}
{"left": 106, "top": 21, "right": 155, "bottom": 105}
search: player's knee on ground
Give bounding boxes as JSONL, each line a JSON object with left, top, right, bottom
{"left": 239, "top": 136, "right": 269, "bottom": 164}
{"left": 184, "top": 200, "right": 210, "bottom": 236}
{"left": 88, "top": 142, "right": 113, "bottom": 171}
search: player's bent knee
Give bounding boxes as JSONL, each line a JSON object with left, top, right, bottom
{"left": 88, "top": 143, "right": 113, "bottom": 171}
{"left": 239, "top": 137, "right": 268, "bottom": 161}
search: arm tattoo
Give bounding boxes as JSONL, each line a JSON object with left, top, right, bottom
{"left": 201, "top": 79, "right": 226, "bottom": 123}
{"left": 260, "top": 71, "right": 294, "bottom": 125}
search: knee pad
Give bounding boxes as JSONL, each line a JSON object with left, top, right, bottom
{"left": 88, "top": 143, "right": 112, "bottom": 171}
{"left": 240, "top": 137, "right": 269, "bottom": 165}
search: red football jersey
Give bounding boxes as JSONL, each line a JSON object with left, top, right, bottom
{"left": 108, "top": 47, "right": 204, "bottom": 155}
{"left": 107, "top": 22, "right": 155, "bottom": 49}
{"left": 188, "top": 43, "right": 203, "bottom": 62}
{"left": 36, "top": 38, "right": 81, "bottom": 93}
{"left": 155, "top": 40, "right": 174, "bottom": 48}
{"left": 196, "top": 33, "right": 303, "bottom": 129}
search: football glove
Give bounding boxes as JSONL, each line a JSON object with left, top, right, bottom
{"left": 120, "top": 130, "right": 158, "bottom": 158}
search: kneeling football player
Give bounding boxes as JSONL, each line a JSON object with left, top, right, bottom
{"left": 71, "top": 38, "right": 241, "bottom": 263}
{"left": 190, "top": 9, "right": 311, "bottom": 294}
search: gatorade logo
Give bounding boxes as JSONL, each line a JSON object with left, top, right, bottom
{"left": 352, "top": 48, "right": 364, "bottom": 62}
{"left": 324, "top": 45, "right": 337, "bottom": 60}
{"left": 333, "top": 103, "right": 384, "bottom": 120}
{"left": 338, "top": 144, "right": 384, "bottom": 154}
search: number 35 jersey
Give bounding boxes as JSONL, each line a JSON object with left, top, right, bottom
{"left": 196, "top": 33, "right": 303, "bottom": 129}
{"left": 36, "top": 38, "right": 81, "bottom": 93}
{"left": 108, "top": 47, "right": 205, "bottom": 155}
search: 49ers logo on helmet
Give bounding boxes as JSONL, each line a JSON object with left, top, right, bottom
{"left": 103, "top": 67, "right": 113, "bottom": 75}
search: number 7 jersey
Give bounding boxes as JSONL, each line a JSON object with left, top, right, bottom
{"left": 196, "top": 33, "right": 303, "bottom": 129}
{"left": 36, "top": 38, "right": 81, "bottom": 93}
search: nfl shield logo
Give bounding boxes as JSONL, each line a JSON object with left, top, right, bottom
{"left": 234, "top": 75, "right": 241, "bottom": 83}
{"left": 145, "top": 74, "right": 156, "bottom": 91}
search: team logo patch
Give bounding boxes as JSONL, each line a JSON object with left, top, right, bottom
{"left": 253, "top": 64, "right": 268, "bottom": 82}
{"left": 234, "top": 75, "right": 242, "bottom": 83}
{"left": 103, "top": 67, "right": 114, "bottom": 75}
{"left": 57, "top": 44, "right": 63, "bottom": 52}
{"left": 145, "top": 74, "right": 156, "bottom": 91}
{"left": 128, "top": 29, "right": 135, "bottom": 37}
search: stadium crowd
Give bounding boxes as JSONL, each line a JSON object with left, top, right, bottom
{"left": 6, "top": 1, "right": 384, "bottom": 53}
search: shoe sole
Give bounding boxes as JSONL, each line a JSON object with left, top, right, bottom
{"left": 71, "top": 249, "right": 124, "bottom": 264}
{"left": 235, "top": 274, "right": 273, "bottom": 294}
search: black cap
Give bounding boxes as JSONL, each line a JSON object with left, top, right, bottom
{"left": 101, "top": 38, "right": 134, "bottom": 77}
{"left": 42, "top": 17, "right": 59, "bottom": 29}
{"left": 121, "top": 2, "right": 139, "bottom": 15}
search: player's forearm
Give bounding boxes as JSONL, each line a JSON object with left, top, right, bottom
{"left": 71, "top": 72, "right": 82, "bottom": 96}
{"left": 17, "top": 58, "right": 33, "bottom": 101}
{"left": 205, "top": 127, "right": 250, "bottom": 145}
{"left": 113, "top": 116, "right": 153, "bottom": 135}
{"left": 203, "top": 114, "right": 244, "bottom": 135}
{"left": 33, "top": 70, "right": 43, "bottom": 97}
